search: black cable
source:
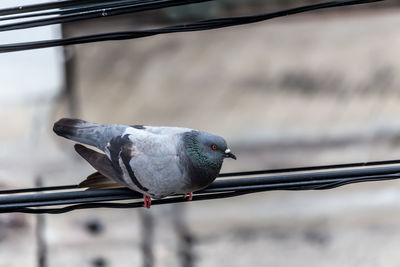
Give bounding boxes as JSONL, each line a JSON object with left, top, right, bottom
{"left": 0, "top": 0, "right": 213, "bottom": 32}
{"left": 9, "top": 191, "right": 247, "bottom": 214}
{"left": 0, "top": 0, "right": 384, "bottom": 53}
{"left": 2, "top": 158, "right": 400, "bottom": 195}
{"left": 1, "top": 162, "right": 400, "bottom": 213}
{"left": 0, "top": 0, "right": 119, "bottom": 16}
{"left": 219, "top": 158, "right": 400, "bottom": 177}
{"left": 0, "top": 0, "right": 145, "bottom": 21}
{"left": 0, "top": 185, "right": 77, "bottom": 195}
{"left": 4, "top": 172, "right": 399, "bottom": 214}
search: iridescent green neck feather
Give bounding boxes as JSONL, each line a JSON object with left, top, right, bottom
{"left": 184, "top": 131, "right": 220, "bottom": 170}
{"left": 182, "top": 131, "right": 223, "bottom": 189}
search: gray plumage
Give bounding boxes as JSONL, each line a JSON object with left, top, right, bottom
{"left": 53, "top": 118, "right": 236, "bottom": 199}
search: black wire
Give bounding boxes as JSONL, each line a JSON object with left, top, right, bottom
{"left": 8, "top": 191, "right": 247, "bottom": 214}
{"left": 4, "top": 172, "right": 400, "bottom": 214}
{"left": 0, "top": 0, "right": 384, "bottom": 53}
{"left": 0, "top": 0, "right": 119, "bottom": 16}
{"left": 2, "top": 158, "right": 400, "bottom": 195}
{"left": 0, "top": 0, "right": 213, "bottom": 32}
{"left": 219, "top": 158, "right": 400, "bottom": 177}
{"left": 1, "top": 162, "right": 400, "bottom": 213}
{"left": 0, "top": 0, "right": 145, "bottom": 21}
{"left": 0, "top": 185, "right": 77, "bottom": 195}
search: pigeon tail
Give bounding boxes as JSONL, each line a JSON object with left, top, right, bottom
{"left": 53, "top": 118, "right": 127, "bottom": 150}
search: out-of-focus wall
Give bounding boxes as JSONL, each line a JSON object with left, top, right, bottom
{"left": 2, "top": 2, "right": 400, "bottom": 267}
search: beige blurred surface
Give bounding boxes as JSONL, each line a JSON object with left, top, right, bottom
{"left": 1, "top": 7, "right": 400, "bottom": 267}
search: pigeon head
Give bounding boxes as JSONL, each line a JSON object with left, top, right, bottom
{"left": 195, "top": 131, "right": 236, "bottom": 163}
{"left": 183, "top": 130, "right": 236, "bottom": 185}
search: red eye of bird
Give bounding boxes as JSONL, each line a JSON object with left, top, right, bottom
{"left": 211, "top": 144, "right": 218, "bottom": 150}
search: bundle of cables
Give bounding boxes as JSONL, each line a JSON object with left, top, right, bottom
{"left": 0, "top": 0, "right": 384, "bottom": 52}
{"left": 1, "top": 159, "right": 400, "bottom": 214}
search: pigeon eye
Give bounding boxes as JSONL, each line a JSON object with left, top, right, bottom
{"left": 211, "top": 144, "right": 218, "bottom": 150}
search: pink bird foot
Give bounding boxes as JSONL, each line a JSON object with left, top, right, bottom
{"left": 183, "top": 192, "right": 193, "bottom": 201}
{"left": 143, "top": 194, "right": 152, "bottom": 208}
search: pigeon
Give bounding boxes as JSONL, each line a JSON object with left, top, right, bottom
{"left": 53, "top": 118, "right": 236, "bottom": 208}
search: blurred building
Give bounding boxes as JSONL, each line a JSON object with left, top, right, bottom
{"left": 1, "top": 1, "right": 400, "bottom": 267}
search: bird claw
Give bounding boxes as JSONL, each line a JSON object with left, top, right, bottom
{"left": 183, "top": 192, "right": 193, "bottom": 201}
{"left": 143, "top": 194, "right": 152, "bottom": 208}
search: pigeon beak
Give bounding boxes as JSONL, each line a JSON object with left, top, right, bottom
{"left": 224, "top": 148, "right": 237, "bottom": 160}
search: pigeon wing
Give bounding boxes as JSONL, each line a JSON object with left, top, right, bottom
{"left": 74, "top": 144, "right": 127, "bottom": 188}
{"left": 119, "top": 132, "right": 188, "bottom": 198}
{"left": 106, "top": 134, "right": 152, "bottom": 194}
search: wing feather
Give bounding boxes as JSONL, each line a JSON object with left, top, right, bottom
{"left": 74, "top": 144, "right": 126, "bottom": 186}
{"left": 79, "top": 172, "right": 125, "bottom": 190}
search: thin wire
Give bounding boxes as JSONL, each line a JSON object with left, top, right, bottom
{"left": 0, "top": 0, "right": 119, "bottom": 16}
{"left": 219, "top": 158, "right": 400, "bottom": 177}
{"left": 0, "top": 185, "right": 77, "bottom": 195}
{"left": 0, "top": 1, "right": 144, "bottom": 21}
{"left": 0, "top": 0, "right": 384, "bottom": 53}
{"left": 8, "top": 191, "right": 247, "bottom": 214}
{"left": 0, "top": 0, "right": 213, "bottom": 32}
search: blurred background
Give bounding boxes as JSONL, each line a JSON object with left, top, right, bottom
{"left": 1, "top": 0, "right": 400, "bottom": 266}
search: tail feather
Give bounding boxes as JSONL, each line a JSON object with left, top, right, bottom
{"left": 53, "top": 118, "right": 95, "bottom": 135}
{"left": 53, "top": 118, "right": 100, "bottom": 147}
{"left": 79, "top": 172, "right": 125, "bottom": 190}
{"left": 53, "top": 118, "right": 127, "bottom": 150}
